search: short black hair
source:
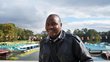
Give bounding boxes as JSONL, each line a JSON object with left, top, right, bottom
{"left": 47, "top": 14, "right": 61, "bottom": 23}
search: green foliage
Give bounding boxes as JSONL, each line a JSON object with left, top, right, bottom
{"left": 0, "top": 23, "right": 34, "bottom": 42}
{"left": 87, "top": 29, "right": 100, "bottom": 43}
{"left": 73, "top": 28, "right": 101, "bottom": 43}
{"left": 0, "top": 23, "right": 17, "bottom": 42}
{"left": 73, "top": 29, "right": 84, "bottom": 36}
{"left": 0, "top": 30, "right": 4, "bottom": 42}
{"left": 16, "top": 28, "right": 33, "bottom": 40}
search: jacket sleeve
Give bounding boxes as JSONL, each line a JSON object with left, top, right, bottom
{"left": 72, "top": 35, "right": 93, "bottom": 62}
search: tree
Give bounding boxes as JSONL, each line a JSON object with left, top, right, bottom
{"left": 86, "top": 29, "right": 100, "bottom": 43}
{"left": 73, "top": 29, "right": 84, "bottom": 36}
{"left": 0, "top": 23, "right": 16, "bottom": 41}
{"left": 1, "top": 23, "right": 17, "bottom": 42}
{"left": 99, "top": 31, "right": 110, "bottom": 43}
{"left": 0, "top": 23, "right": 34, "bottom": 42}
{"left": 0, "top": 30, "right": 4, "bottom": 42}
{"left": 23, "top": 29, "right": 33, "bottom": 40}
{"left": 73, "top": 28, "right": 101, "bottom": 43}
{"left": 16, "top": 28, "right": 33, "bottom": 40}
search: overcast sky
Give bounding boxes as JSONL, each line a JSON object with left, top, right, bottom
{"left": 0, "top": 0, "right": 110, "bottom": 34}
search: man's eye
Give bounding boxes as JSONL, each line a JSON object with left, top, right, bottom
{"left": 52, "top": 23, "right": 58, "bottom": 25}
{"left": 46, "top": 25, "right": 49, "bottom": 26}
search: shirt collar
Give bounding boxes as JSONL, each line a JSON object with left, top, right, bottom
{"left": 47, "top": 30, "right": 63, "bottom": 42}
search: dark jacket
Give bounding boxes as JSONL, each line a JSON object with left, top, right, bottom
{"left": 39, "top": 30, "right": 93, "bottom": 62}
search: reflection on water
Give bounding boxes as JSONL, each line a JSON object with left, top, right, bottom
{"left": 92, "top": 56, "right": 110, "bottom": 62}
{"left": 85, "top": 42, "right": 110, "bottom": 61}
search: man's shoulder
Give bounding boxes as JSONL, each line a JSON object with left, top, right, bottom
{"left": 65, "top": 33, "right": 81, "bottom": 43}
{"left": 65, "top": 32, "right": 78, "bottom": 38}
{"left": 40, "top": 37, "right": 47, "bottom": 44}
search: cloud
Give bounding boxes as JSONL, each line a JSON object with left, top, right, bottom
{"left": 0, "top": 0, "right": 46, "bottom": 34}
{"left": 0, "top": 0, "right": 110, "bottom": 34}
{"left": 40, "top": 0, "right": 110, "bottom": 18}
{"left": 62, "top": 20, "right": 110, "bottom": 32}
{"left": 45, "top": 0, "right": 110, "bottom": 7}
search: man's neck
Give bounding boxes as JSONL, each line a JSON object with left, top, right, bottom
{"left": 49, "top": 31, "right": 62, "bottom": 41}
{"left": 50, "top": 32, "right": 61, "bottom": 40}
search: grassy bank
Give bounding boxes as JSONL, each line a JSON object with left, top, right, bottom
{"left": 7, "top": 48, "right": 39, "bottom": 60}
{"left": 0, "top": 40, "right": 39, "bottom": 45}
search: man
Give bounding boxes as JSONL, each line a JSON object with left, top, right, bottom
{"left": 39, "top": 14, "right": 93, "bottom": 62}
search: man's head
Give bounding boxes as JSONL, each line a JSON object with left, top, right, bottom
{"left": 45, "top": 14, "right": 62, "bottom": 39}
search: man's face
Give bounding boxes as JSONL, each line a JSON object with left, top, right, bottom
{"left": 45, "top": 16, "right": 62, "bottom": 38}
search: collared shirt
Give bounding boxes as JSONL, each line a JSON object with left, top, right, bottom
{"left": 47, "top": 30, "right": 62, "bottom": 43}
{"left": 46, "top": 31, "right": 63, "bottom": 62}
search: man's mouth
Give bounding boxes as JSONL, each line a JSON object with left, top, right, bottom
{"left": 48, "top": 30, "right": 54, "bottom": 33}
